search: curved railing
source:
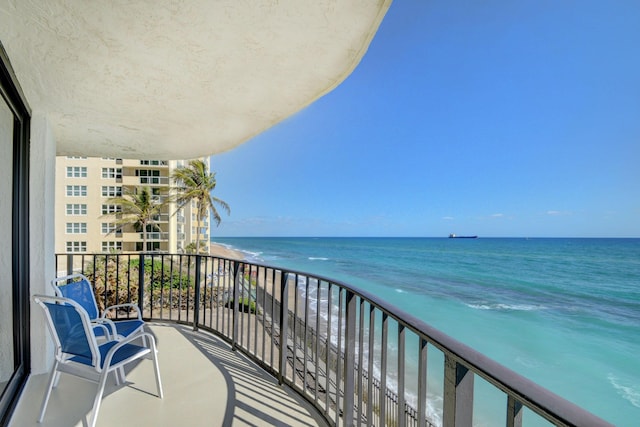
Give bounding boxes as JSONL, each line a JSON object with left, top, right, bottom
{"left": 55, "top": 252, "right": 611, "bottom": 427}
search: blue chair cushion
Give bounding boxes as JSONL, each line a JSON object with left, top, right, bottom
{"left": 92, "top": 319, "right": 143, "bottom": 338}
{"left": 113, "top": 319, "right": 144, "bottom": 338}
{"left": 71, "top": 341, "right": 149, "bottom": 369}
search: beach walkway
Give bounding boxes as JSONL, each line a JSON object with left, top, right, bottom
{"left": 9, "top": 323, "right": 328, "bottom": 427}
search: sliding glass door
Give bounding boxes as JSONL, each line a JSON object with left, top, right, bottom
{"left": 0, "top": 44, "right": 31, "bottom": 426}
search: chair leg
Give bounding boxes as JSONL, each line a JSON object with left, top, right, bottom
{"left": 38, "top": 361, "right": 59, "bottom": 422}
{"left": 149, "top": 338, "right": 163, "bottom": 399}
{"left": 52, "top": 371, "right": 61, "bottom": 388}
{"left": 89, "top": 371, "right": 109, "bottom": 427}
{"left": 117, "top": 366, "right": 125, "bottom": 385}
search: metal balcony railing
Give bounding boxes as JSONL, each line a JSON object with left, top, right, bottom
{"left": 140, "top": 232, "right": 169, "bottom": 240}
{"left": 151, "top": 213, "right": 170, "bottom": 222}
{"left": 139, "top": 176, "right": 169, "bottom": 185}
{"left": 54, "top": 253, "right": 612, "bottom": 427}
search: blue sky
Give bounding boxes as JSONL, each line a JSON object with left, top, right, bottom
{"left": 211, "top": 1, "right": 640, "bottom": 238}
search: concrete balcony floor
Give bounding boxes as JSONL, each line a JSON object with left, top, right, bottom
{"left": 9, "top": 323, "right": 328, "bottom": 427}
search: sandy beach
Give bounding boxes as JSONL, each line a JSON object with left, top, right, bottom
{"left": 209, "top": 242, "right": 245, "bottom": 260}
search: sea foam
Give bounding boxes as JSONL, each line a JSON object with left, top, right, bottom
{"left": 608, "top": 374, "right": 640, "bottom": 408}
{"left": 466, "top": 303, "right": 543, "bottom": 312}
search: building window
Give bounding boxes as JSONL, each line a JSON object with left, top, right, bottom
{"left": 65, "top": 203, "right": 87, "bottom": 215}
{"left": 140, "top": 160, "right": 167, "bottom": 166}
{"left": 101, "top": 167, "right": 122, "bottom": 179}
{"left": 136, "top": 241, "right": 160, "bottom": 251}
{"left": 101, "top": 223, "right": 119, "bottom": 234}
{"left": 66, "top": 222, "right": 87, "bottom": 234}
{"left": 101, "top": 186, "right": 122, "bottom": 197}
{"left": 101, "top": 242, "right": 122, "bottom": 252}
{"left": 66, "top": 185, "right": 87, "bottom": 197}
{"left": 136, "top": 169, "right": 162, "bottom": 184}
{"left": 101, "top": 204, "right": 121, "bottom": 214}
{"left": 66, "top": 156, "right": 87, "bottom": 159}
{"left": 65, "top": 241, "right": 87, "bottom": 253}
{"left": 66, "top": 166, "right": 87, "bottom": 178}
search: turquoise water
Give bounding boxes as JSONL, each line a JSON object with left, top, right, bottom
{"left": 213, "top": 237, "right": 640, "bottom": 426}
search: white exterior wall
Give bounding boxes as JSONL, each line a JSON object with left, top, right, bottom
{"left": 29, "top": 113, "right": 56, "bottom": 374}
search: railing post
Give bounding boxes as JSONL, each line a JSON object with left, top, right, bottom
{"left": 66, "top": 254, "right": 73, "bottom": 276}
{"left": 343, "top": 290, "right": 357, "bottom": 427}
{"left": 278, "top": 271, "right": 290, "bottom": 385}
{"left": 193, "top": 255, "right": 202, "bottom": 331}
{"left": 137, "top": 253, "right": 145, "bottom": 317}
{"left": 398, "top": 323, "right": 406, "bottom": 427}
{"left": 232, "top": 261, "right": 242, "bottom": 350}
{"left": 417, "top": 338, "right": 428, "bottom": 427}
{"left": 507, "top": 396, "right": 523, "bottom": 427}
{"left": 443, "top": 355, "right": 474, "bottom": 427}
{"left": 380, "top": 313, "right": 388, "bottom": 427}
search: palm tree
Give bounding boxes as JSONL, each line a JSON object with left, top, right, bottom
{"left": 172, "top": 159, "right": 230, "bottom": 254}
{"left": 102, "top": 186, "right": 165, "bottom": 252}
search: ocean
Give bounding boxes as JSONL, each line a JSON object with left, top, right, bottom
{"left": 212, "top": 237, "right": 640, "bottom": 426}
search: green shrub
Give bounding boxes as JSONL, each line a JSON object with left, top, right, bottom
{"left": 225, "top": 297, "right": 258, "bottom": 314}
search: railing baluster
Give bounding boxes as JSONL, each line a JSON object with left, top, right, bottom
{"left": 137, "top": 253, "right": 145, "bottom": 317}
{"left": 292, "top": 273, "right": 299, "bottom": 388}
{"left": 279, "top": 271, "right": 290, "bottom": 385}
{"left": 325, "top": 282, "right": 333, "bottom": 418}
{"left": 506, "top": 396, "right": 523, "bottom": 427}
{"left": 232, "top": 261, "right": 241, "bottom": 350}
{"left": 270, "top": 268, "right": 276, "bottom": 370}
{"left": 398, "top": 323, "right": 406, "bottom": 427}
{"left": 418, "top": 338, "right": 428, "bottom": 427}
{"left": 380, "top": 312, "right": 388, "bottom": 427}
{"left": 193, "top": 255, "right": 201, "bottom": 331}
{"left": 66, "top": 253, "right": 73, "bottom": 276}
{"left": 356, "top": 298, "right": 365, "bottom": 426}
{"left": 336, "top": 287, "right": 344, "bottom": 427}
{"left": 443, "top": 354, "right": 474, "bottom": 427}
{"left": 303, "top": 276, "right": 310, "bottom": 395}
{"left": 254, "top": 268, "right": 267, "bottom": 363}
{"left": 343, "top": 290, "right": 357, "bottom": 427}
{"left": 315, "top": 279, "right": 321, "bottom": 405}
{"left": 367, "top": 304, "right": 375, "bottom": 426}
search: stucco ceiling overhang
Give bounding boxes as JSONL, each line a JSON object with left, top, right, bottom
{"left": 0, "top": 0, "right": 390, "bottom": 159}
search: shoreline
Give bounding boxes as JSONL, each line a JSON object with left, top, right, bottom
{"left": 209, "top": 242, "right": 245, "bottom": 260}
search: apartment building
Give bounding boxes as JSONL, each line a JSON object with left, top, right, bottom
{"left": 55, "top": 157, "right": 210, "bottom": 254}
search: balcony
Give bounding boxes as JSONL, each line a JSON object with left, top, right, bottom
{"left": 151, "top": 213, "right": 170, "bottom": 223}
{"left": 120, "top": 175, "right": 170, "bottom": 187}
{"left": 14, "top": 253, "right": 612, "bottom": 427}
{"left": 141, "top": 232, "right": 170, "bottom": 241}
{"left": 9, "top": 323, "right": 326, "bottom": 427}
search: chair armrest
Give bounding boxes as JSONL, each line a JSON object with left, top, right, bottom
{"left": 91, "top": 321, "right": 116, "bottom": 340}
{"left": 91, "top": 317, "right": 118, "bottom": 340}
{"left": 102, "top": 303, "right": 143, "bottom": 320}
{"left": 103, "top": 332, "right": 158, "bottom": 369}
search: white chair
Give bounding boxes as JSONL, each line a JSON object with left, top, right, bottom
{"left": 51, "top": 274, "right": 145, "bottom": 341}
{"left": 33, "top": 294, "right": 163, "bottom": 427}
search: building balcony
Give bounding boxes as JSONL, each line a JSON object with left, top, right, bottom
{"left": 120, "top": 175, "right": 170, "bottom": 187}
{"left": 151, "top": 213, "right": 170, "bottom": 223}
{"left": 9, "top": 323, "right": 326, "bottom": 427}
{"left": 118, "top": 231, "right": 169, "bottom": 243}
{"left": 120, "top": 160, "right": 169, "bottom": 168}
{"left": 13, "top": 252, "right": 612, "bottom": 427}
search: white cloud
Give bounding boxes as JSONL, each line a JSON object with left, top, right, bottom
{"left": 547, "top": 210, "right": 571, "bottom": 216}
